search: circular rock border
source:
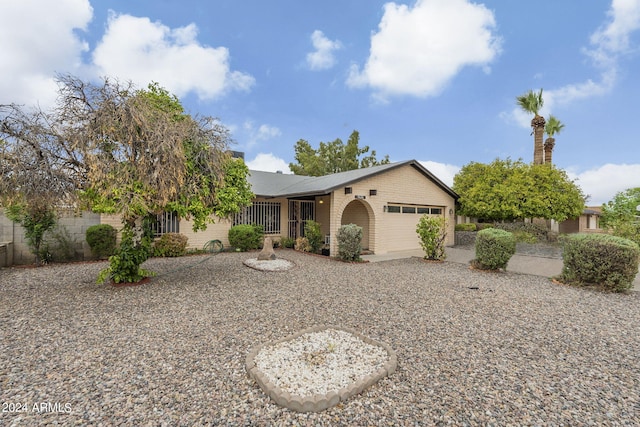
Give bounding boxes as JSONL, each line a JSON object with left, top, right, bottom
{"left": 243, "top": 258, "right": 295, "bottom": 272}
{"left": 245, "top": 325, "right": 397, "bottom": 413}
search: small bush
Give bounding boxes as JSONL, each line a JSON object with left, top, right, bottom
{"left": 493, "top": 222, "right": 548, "bottom": 242}
{"left": 455, "top": 223, "right": 477, "bottom": 232}
{"left": 228, "top": 224, "right": 264, "bottom": 251}
{"left": 558, "top": 233, "right": 640, "bottom": 292}
{"left": 337, "top": 224, "right": 363, "bottom": 262}
{"left": 417, "top": 216, "right": 447, "bottom": 260}
{"left": 153, "top": 233, "right": 188, "bottom": 257}
{"left": 476, "top": 223, "right": 495, "bottom": 231}
{"left": 97, "top": 226, "right": 154, "bottom": 284}
{"left": 473, "top": 228, "right": 516, "bottom": 270}
{"left": 294, "top": 236, "right": 311, "bottom": 252}
{"left": 86, "top": 224, "right": 117, "bottom": 259}
{"left": 511, "top": 231, "right": 538, "bottom": 244}
{"left": 304, "top": 220, "right": 323, "bottom": 253}
{"left": 42, "top": 225, "right": 79, "bottom": 262}
{"left": 280, "top": 236, "right": 295, "bottom": 248}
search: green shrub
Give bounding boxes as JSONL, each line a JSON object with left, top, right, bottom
{"left": 558, "top": 233, "right": 640, "bottom": 292}
{"left": 473, "top": 228, "right": 516, "bottom": 270}
{"left": 493, "top": 222, "right": 548, "bottom": 242}
{"left": 153, "top": 233, "right": 188, "bottom": 257}
{"left": 6, "top": 204, "right": 57, "bottom": 265}
{"left": 86, "top": 224, "right": 117, "bottom": 259}
{"left": 476, "top": 223, "right": 495, "bottom": 231}
{"left": 97, "top": 225, "right": 154, "bottom": 284}
{"left": 294, "top": 236, "right": 311, "bottom": 252}
{"left": 455, "top": 223, "right": 477, "bottom": 231}
{"left": 42, "top": 225, "right": 79, "bottom": 262}
{"left": 304, "top": 220, "right": 323, "bottom": 253}
{"left": 511, "top": 231, "right": 538, "bottom": 244}
{"left": 417, "top": 216, "right": 447, "bottom": 260}
{"left": 337, "top": 224, "right": 363, "bottom": 262}
{"left": 228, "top": 224, "right": 264, "bottom": 251}
{"left": 280, "top": 236, "right": 295, "bottom": 248}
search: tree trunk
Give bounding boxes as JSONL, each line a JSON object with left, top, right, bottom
{"left": 544, "top": 138, "right": 555, "bottom": 165}
{"left": 532, "top": 115, "right": 546, "bottom": 165}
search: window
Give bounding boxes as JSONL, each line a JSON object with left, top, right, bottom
{"left": 150, "top": 211, "right": 179, "bottom": 237}
{"left": 386, "top": 204, "right": 444, "bottom": 215}
{"left": 369, "top": 189, "right": 377, "bottom": 196}
{"left": 344, "top": 187, "right": 352, "bottom": 194}
{"left": 234, "top": 201, "right": 281, "bottom": 234}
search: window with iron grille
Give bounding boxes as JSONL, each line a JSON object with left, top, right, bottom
{"left": 150, "top": 211, "right": 180, "bottom": 237}
{"left": 234, "top": 201, "right": 281, "bottom": 234}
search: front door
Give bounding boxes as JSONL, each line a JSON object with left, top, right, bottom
{"left": 288, "top": 200, "right": 315, "bottom": 239}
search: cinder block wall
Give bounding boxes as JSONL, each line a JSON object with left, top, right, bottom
{"left": 0, "top": 210, "right": 101, "bottom": 265}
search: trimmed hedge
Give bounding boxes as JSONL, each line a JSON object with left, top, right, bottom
{"left": 153, "top": 233, "right": 188, "bottom": 257}
{"left": 455, "top": 223, "right": 477, "bottom": 232}
{"left": 558, "top": 233, "right": 640, "bottom": 292}
{"left": 86, "top": 224, "right": 117, "bottom": 259}
{"left": 336, "top": 223, "right": 363, "bottom": 262}
{"left": 228, "top": 224, "right": 264, "bottom": 251}
{"left": 473, "top": 228, "right": 516, "bottom": 270}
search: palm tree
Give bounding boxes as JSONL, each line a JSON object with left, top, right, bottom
{"left": 516, "top": 89, "right": 546, "bottom": 165}
{"left": 544, "top": 115, "right": 564, "bottom": 165}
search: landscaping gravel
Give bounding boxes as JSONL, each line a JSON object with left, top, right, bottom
{"left": 1, "top": 250, "right": 639, "bottom": 426}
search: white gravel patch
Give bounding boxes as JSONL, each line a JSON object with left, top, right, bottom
{"left": 253, "top": 328, "right": 388, "bottom": 396}
{"left": 243, "top": 258, "right": 294, "bottom": 271}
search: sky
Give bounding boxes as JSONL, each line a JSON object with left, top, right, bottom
{"left": 1, "top": 0, "right": 639, "bottom": 205}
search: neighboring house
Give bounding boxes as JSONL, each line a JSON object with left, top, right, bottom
{"left": 0, "top": 160, "right": 459, "bottom": 264}
{"left": 558, "top": 206, "right": 603, "bottom": 234}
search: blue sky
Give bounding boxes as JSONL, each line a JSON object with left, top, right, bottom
{"left": 1, "top": 0, "right": 639, "bottom": 205}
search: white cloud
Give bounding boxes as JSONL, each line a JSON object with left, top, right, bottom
{"left": 240, "top": 121, "right": 282, "bottom": 149}
{"left": 419, "top": 160, "right": 461, "bottom": 188}
{"left": 0, "top": 0, "right": 93, "bottom": 108}
{"left": 567, "top": 163, "right": 640, "bottom": 205}
{"left": 587, "top": 0, "right": 640, "bottom": 67}
{"left": 92, "top": 12, "right": 255, "bottom": 101}
{"left": 347, "top": 0, "right": 501, "bottom": 99}
{"left": 544, "top": 0, "right": 640, "bottom": 108}
{"left": 246, "top": 153, "right": 292, "bottom": 173}
{"left": 306, "top": 30, "right": 342, "bottom": 71}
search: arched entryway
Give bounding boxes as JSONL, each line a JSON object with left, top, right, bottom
{"left": 340, "top": 199, "right": 373, "bottom": 251}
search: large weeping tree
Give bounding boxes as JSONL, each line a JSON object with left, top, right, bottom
{"left": 516, "top": 89, "right": 546, "bottom": 165}
{"left": 1, "top": 75, "right": 253, "bottom": 280}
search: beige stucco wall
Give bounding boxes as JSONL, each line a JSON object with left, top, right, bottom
{"left": 329, "top": 164, "right": 456, "bottom": 255}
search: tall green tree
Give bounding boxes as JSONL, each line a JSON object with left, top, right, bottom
{"left": 516, "top": 89, "right": 546, "bottom": 165}
{"left": 544, "top": 115, "right": 564, "bottom": 165}
{"left": 453, "top": 158, "right": 585, "bottom": 222}
{"left": 600, "top": 187, "right": 640, "bottom": 246}
{"left": 289, "top": 130, "right": 389, "bottom": 176}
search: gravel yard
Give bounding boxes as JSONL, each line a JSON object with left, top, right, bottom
{"left": 1, "top": 249, "right": 639, "bottom": 426}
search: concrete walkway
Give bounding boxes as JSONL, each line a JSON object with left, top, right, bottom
{"left": 362, "top": 247, "right": 640, "bottom": 291}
